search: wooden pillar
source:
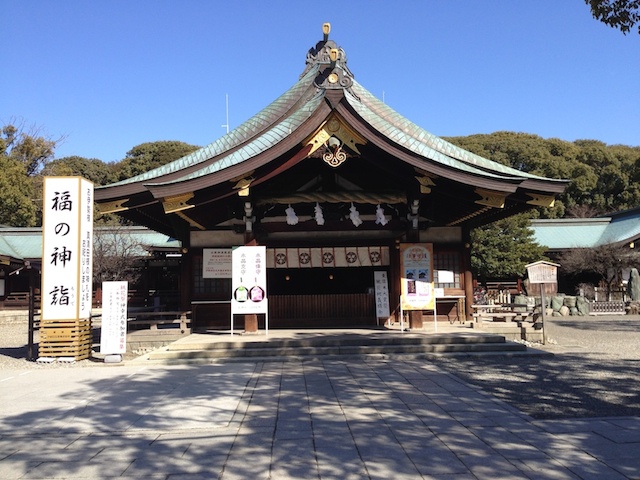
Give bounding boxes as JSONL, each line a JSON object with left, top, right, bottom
{"left": 462, "top": 229, "right": 474, "bottom": 322}
{"left": 244, "top": 314, "right": 258, "bottom": 333}
{"left": 409, "top": 310, "right": 423, "bottom": 329}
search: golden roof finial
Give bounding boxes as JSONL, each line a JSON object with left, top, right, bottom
{"left": 322, "top": 23, "right": 331, "bottom": 41}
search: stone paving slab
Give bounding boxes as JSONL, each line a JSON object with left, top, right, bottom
{"left": 1, "top": 359, "right": 639, "bottom": 479}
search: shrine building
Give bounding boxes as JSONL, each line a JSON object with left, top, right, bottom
{"left": 95, "top": 24, "right": 568, "bottom": 331}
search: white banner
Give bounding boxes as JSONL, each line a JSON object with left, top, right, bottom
{"left": 100, "top": 281, "right": 128, "bottom": 354}
{"left": 41, "top": 177, "right": 93, "bottom": 321}
{"left": 231, "top": 246, "right": 268, "bottom": 314}
{"left": 374, "top": 271, "right": 390, "bottom": 319}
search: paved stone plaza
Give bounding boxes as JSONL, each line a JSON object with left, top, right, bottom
{"left": 1, "top": 357, "right": 639, "bottom": 479}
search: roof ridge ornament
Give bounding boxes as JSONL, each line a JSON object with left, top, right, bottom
{"left": 302, "top": 23, "right": 355, "bottom": 92}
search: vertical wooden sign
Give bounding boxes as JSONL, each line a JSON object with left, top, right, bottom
{"left": 40, "top": 177, "right": 94, "bottom": 360}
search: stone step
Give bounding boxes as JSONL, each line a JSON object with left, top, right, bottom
{"left": 140, "top": 334, "right": 532, "bottom": 364}
{"left": 164, "top": 333, "right": 508, "bottom": 352}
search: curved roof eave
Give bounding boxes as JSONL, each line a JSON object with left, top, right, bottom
{"left": 144, "top": 92, "right": 330, "bottom": 199}
{"left": 347, "top": 81, "right": 568, "bottom": 188}
{"left": 95, "top": 65, "right": 321, "bottom": 199}
{"left": 335, "top": 103, "right": 523, "bottom": 192}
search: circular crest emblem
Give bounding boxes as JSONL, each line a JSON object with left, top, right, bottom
{"left": 299, "top": 252, "right": 311, "bottom": 265}
{"left": 346, "top": 251, "right": 358, "bottom": 264}
{"left": 275, "top": 253, "right": 287, "bottom": 265}
{"left": 322, "top": 252, "right": 334, "bottom": 264}
{"left": 369, "top": 251, "right": 381, "bottom": 263}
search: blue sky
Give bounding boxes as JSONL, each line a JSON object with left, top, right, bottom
{"left": 2, "top": 1, "right": 639, "bottom": 163}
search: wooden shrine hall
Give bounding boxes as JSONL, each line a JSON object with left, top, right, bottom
{"left": 95, "top": 24, "right": 568, "bottom": 331}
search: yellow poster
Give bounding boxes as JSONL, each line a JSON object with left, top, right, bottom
{"left": 400, "top": 243, "right": 434, "bottom": 311}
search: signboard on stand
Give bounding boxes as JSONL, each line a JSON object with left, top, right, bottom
{"left": 526, "top": 261, "right": 560, "bottom": 345}
{"left": 400, "top": 243, "right": 434, "bottom": 311}
{"left": 231, "top": 246, "right": 268, "bottom": 334}
{"left": 100, "top": 281, "right": 128, "bottom": 355}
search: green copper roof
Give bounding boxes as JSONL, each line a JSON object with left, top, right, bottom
{"left": 347, "top": 82, "right": 563, "bottom": 183}
{"left": 0, "top": 228, "right": 42, "bottom": 259}
{"left": 102, "top": 65, "right": 321, "bottom": 189}
{"left": 98, "top": 29, "right": 567, "bottom": 199}
{"left": 0, "top": 226, "right": 180, "bottom": 261}
{"left": 531, "top": 210, "right": 640, "bottom": 249}
{"left": 147, "top": 87, "right": 325, "bottom": 187}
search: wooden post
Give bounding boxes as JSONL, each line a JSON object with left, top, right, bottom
{"left": 409, "top": 310, "right": 423, "bottom": 329}
{"left": 244, "top": 314, "right": 258, "bottom": 333}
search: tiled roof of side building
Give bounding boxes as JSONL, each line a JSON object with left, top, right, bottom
{"left": 0, "top": 226, "right": 181, "bottom": 261}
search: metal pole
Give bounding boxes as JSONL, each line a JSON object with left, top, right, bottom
{"left": 433, "top": 297, "right": 438, "bottom": 332}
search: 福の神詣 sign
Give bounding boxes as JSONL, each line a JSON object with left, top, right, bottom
{"left": 40, "top": 177, "right": 94, "bottom": 359}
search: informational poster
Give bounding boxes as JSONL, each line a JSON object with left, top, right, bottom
{"left": 231, "top": 246, "right": 267, "bottom": 315}
{"left": 437, "top": 270, "right": 455, "bottom": 284}
{"left": 41, "top": 177, "right": 94, "bottom": 321}
{"left": 374, "top": 271, "right": 390, "bottom": 319}
{"left": 400, "top": 243, "right": 434, "bottom": 311}
{"left": 100, "top": 281, "right": 128, "bottom": 354}
{"left": 203, "top": 248, "right": 232, "bottom": 278}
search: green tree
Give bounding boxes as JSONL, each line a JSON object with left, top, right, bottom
{"left": 1, "top": 123, "right": 57, "bottom": 176}
{"left": 559, "top": 243, "right": 639, "bottom": 299}
{"left": 0, "top": 123, "right": 58, "bottom": 226}
{"left": 447, "top": 132, "right": 640, "bottom": 216}
{"left": 112, "top": 141, "right": 199, "bottom": 181}
{"left": 471, "top": 214, "right": 548, "bottom": 280}
{"left": 44, "top": 156, "right": 115, "bottom": 186}
{"left": 0, "top": 156, "right": 36, "bottom": 226}
{"left": 584, "top": 0, "right": 640, "bottom": 34}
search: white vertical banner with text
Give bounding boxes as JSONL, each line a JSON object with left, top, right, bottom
{"left": 41, "top": 177, "right": 94, "bottom": 321}
{"left": 231, "top": 246, "right": 268, "bottom": 315}
{"left": 100, "top": 281, "right": 128, "bottom": 354}
{"left": 374, "top": 271, "right": 390, "bottom": 320}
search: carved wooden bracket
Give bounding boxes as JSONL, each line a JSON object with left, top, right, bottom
{"left": 474, "top": 188, "right": 506, "bottom": 208}
{"left": 162, "top": 192, "right": 195, "bottom": 214}
{"left": 96, "top": 199, "right": 129, "bottom": 214}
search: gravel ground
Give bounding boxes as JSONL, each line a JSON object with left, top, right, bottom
{"left": 432, "top": 316, "right": 640, "bottom": 419}
{"left": 1, "top": 316, "right": 639, "bottom": 419}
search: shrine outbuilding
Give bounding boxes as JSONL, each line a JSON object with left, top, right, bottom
{"left": 95, "top": 24, "right": 568, "bottom": 331}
